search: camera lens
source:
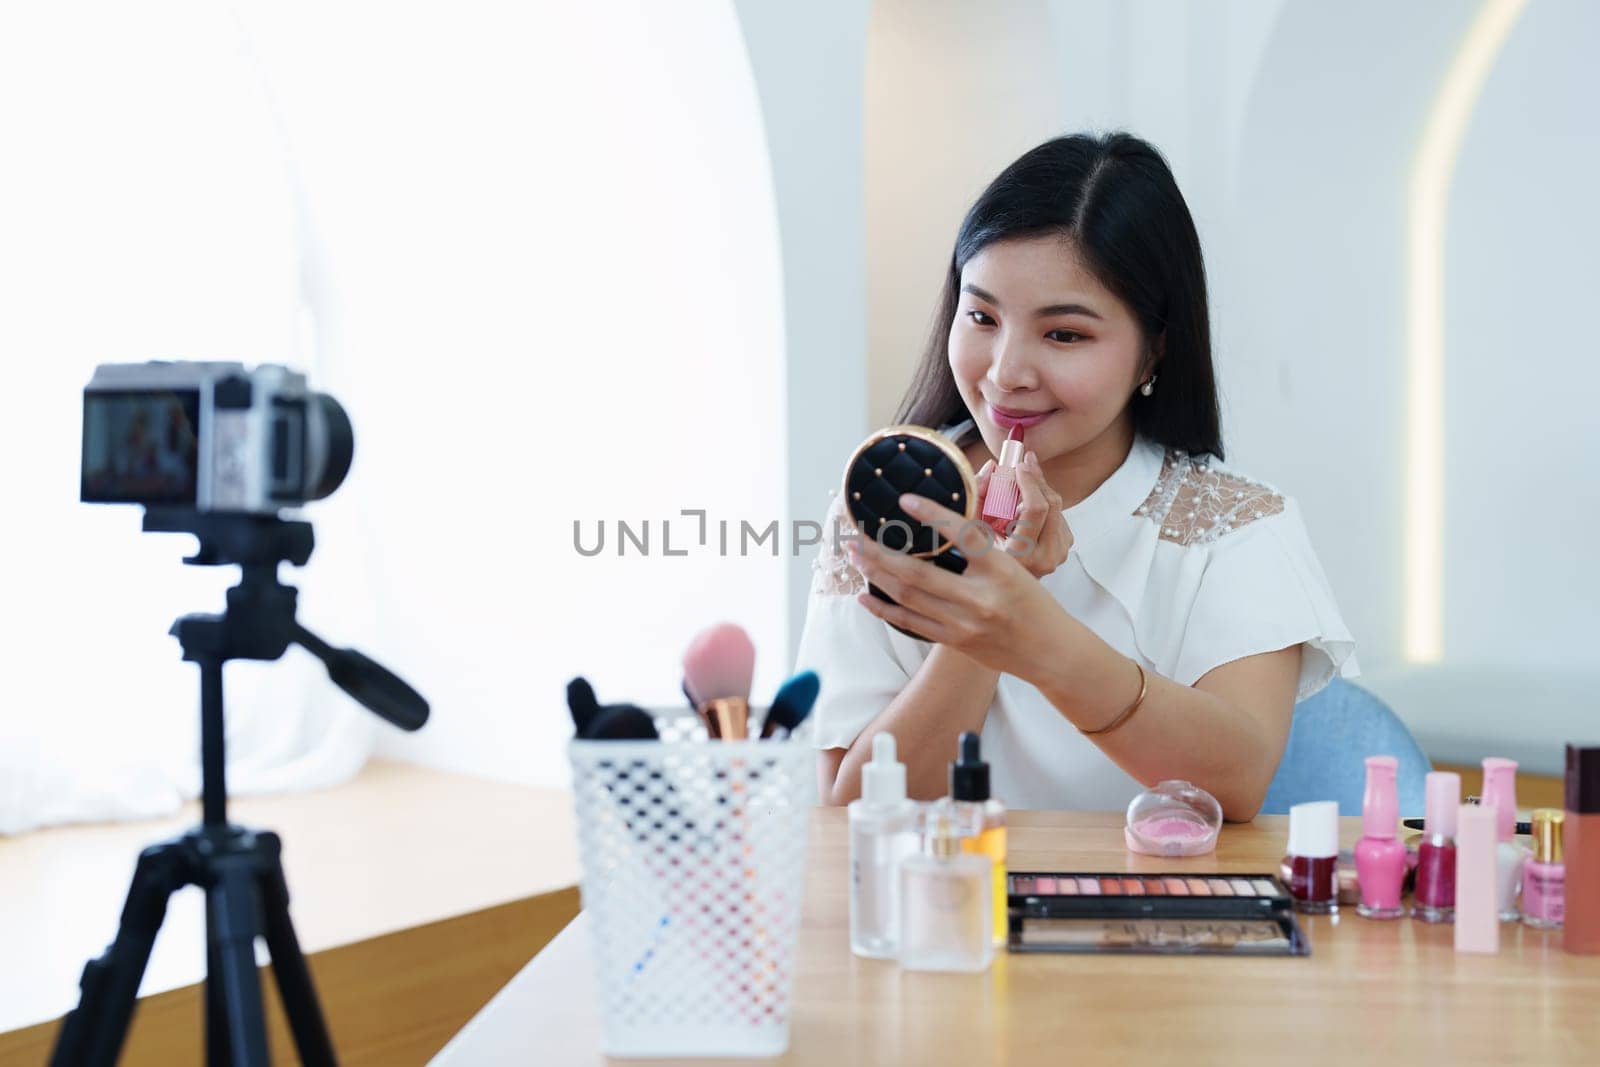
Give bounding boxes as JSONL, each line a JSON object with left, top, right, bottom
{"left": 309, "top": 394, "right": 354, "bottom": 501}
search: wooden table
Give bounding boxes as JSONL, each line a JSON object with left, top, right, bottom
{"left": 434, "top": 809, "right": 1600, "bottom": 1065}
{"left": 0, "top": 761, "right": 581, "bottom": 1063}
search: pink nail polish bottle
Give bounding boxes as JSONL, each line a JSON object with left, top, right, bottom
{"left": 1482, "top": 757, "right": 1528, "bottom": 922}
{"left": 1412, "top": 771, "right": 1460, "bottom": 923}
{"left": 1522, "top": 808, "right": 1565, "bottom": 930}
{"left": 1354, "top": 756, "right": 1407, "bottom": 919}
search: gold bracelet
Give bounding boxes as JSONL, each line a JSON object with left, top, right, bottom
{"left": 1080, "top": 658, "right": 1147, "bottom": 736}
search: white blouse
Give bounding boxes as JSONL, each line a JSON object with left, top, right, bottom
{"left": 795, "top": 418, "right": 1358, "bottom": 811}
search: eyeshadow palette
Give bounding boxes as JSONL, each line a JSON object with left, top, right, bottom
{"left": 1007, "top": 872, "right": 1310, "bottom": 956}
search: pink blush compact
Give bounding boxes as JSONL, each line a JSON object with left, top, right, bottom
{"left": 1125, "top": 780, "right": 1224, "bottom": 857}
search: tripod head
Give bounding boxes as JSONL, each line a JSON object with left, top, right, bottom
{"left": 144, "top": 508, "right": 429, "bottom": 733}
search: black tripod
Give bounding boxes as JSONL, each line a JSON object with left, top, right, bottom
{"left": 50, "top": 510, "right": 429, "bottom": 1067}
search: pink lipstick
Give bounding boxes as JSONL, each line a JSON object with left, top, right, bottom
{"left": 982, "top": 424, "right": 1024, "bottom": 535}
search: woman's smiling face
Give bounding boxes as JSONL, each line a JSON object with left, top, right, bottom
{"left": 948, "top": 235, "right": 1153, "bottom": 465}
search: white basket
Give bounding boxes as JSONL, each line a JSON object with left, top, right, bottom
{"left": 567, "top": 710, "right": 813, "bottom": 1058}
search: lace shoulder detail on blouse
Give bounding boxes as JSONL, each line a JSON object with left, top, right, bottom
{"left": 1132, "top": 450, "right": 1286, "bottom": 546}
{"left": 810, "top": 494, "right": 866, "bottom": 596}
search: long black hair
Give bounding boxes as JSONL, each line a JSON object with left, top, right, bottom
{"left": 894, "top": 131, "right": 1224, "bottom": 459}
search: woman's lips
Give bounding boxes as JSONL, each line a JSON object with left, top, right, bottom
{"left": 987, "top": 402, "right": 1058, "bottom": 429}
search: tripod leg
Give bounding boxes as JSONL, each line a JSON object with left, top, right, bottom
{"left": 256, "top": 832, "right": 338, "bottom": 1065}
{"left": 206, "top": 919, "right": 234, "bottom": 1067}
{"left": 208, "top": 854, "right": 272, "bottom": 1066}
{"left": 50, "top": 841, "right": 190, "bottom": 1067}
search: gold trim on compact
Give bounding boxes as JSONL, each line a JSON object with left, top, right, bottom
{"left": 839, "top": 424, "right": 980, "bottom": 560}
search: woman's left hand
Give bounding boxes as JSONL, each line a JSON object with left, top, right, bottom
{"left": 845, "top": 492, "right": 1069, "bottom": 678}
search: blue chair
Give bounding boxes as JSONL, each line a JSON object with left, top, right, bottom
{"left": 1260, "top": 678, "right": 1430, "bottom": 817}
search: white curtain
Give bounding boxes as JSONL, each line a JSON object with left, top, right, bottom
{"left": 1, "top": 0, "right": 789, "bottom": 831}
{"left": 1, "top": 0, "right": 377, "bottom": 832}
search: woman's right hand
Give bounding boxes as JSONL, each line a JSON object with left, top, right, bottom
{"left": 972, "top": 453, "right": 1072, "bottom": 579}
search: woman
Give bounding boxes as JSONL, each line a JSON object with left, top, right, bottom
{"left": 798, "top": 132, "right": 1356, "bottom": 819}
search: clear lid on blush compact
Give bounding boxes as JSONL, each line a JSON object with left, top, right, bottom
{"left": 1125, "top": 780, "right": 1224, "bottom": 857}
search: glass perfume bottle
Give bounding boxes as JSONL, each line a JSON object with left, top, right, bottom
{"left": 897, "top": 802, "right": 994, "bottom": 972}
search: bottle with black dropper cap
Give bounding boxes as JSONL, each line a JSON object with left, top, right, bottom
{"left": 951, "top": 731, "right": 1007, "bottom": 948}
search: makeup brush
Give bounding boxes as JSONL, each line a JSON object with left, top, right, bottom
{"left": 566, "top": 676, "right": 603, "bottom": 737}
{"left": 682, "top": 622, "right": 756, "bottom": 740}
{"left": 981, "top": 423, "right": 1025, "bottom": 535}
{"left": 587, "top": 703, "right": 660, "bottom": 741}
{"left": 567, "top": 676, "right": 660, "bottom": 740}
{"left": 761, "top": 670, "right": 820, "bottom": 740}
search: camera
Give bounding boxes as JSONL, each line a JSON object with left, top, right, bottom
{"left": 81, "top": 361, "right": 353, "bottom": 513}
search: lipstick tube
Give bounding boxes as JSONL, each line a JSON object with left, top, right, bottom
{"left": 981, "top": 425, "right": 1024, "bottom": 534}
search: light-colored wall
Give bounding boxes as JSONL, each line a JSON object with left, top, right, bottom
{"left": 733, "top": 0, "right": 875, "bottom": 680}
{"left": 814, "top": 0, "right": 1598, "bottom": 769}
{"left": 864, "top": 0, "right": 1063, "bottom": 428}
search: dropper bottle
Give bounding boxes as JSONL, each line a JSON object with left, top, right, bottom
{"left": 848, "top": 733, "right": 919, "bottom": 958}
{"left": 950, "top": 731, "right": 1007, "bottom": 947}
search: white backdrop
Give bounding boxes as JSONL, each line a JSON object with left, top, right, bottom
{"left": 1, "top": 0, "right": 790, "bottom": 830}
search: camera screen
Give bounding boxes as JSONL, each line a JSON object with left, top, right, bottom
{"left": 81, "top": 389, "right": 201, "bottom": 505}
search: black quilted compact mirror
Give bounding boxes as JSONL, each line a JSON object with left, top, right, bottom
{"left": 840, "top": 424, "right": 979, "bottom": 639}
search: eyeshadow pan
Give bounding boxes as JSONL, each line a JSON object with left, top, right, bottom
{"left": 1230, "top": 878, "right": 1256, "bottom": 897}
{"left": 1186, "top": 877, "right": 1211, "bottom": 896}
{"left": 1036, "top": 876, "right": 1058, "bottom": 894}
{"left": 1252, "top": 879, "right": 1281, "bottom": 898}
{"left": 1100, "top": 878, "right": 1124, "bottom": 895}
{"left": 1163, "top": 877, "right": 1190, "bottom": 895}
{"left": 1122, "top": 878, "right": 1147, "bottom": 896}
{"left": 1013, "top": 876, "right": 1035, "bottom": 894}
{"left": 1209, "top": 878, "right": 1235, "bottom": 897}
{"left": 1077, "top": 878, "right": 1102, "bottom": 895}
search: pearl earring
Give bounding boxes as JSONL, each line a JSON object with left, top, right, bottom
{"left": 1140, "top": 374, "right": 1157, "bottom": 397}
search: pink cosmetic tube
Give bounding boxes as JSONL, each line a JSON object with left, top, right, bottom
{"left": 1456, "top": 804, "right": 1500, "bottom": 954}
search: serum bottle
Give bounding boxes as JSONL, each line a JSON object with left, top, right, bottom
{"left": 848, "top": 733, "right": 919, "bottom": 958}
{"left": 950, "top": 732, "right": 1007, "bottom": 947}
